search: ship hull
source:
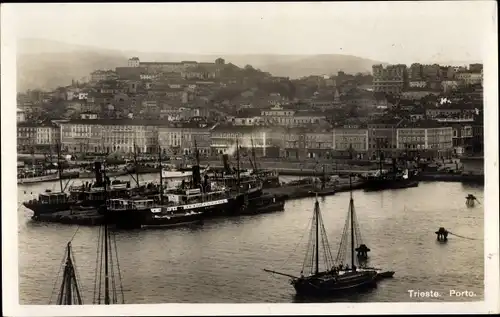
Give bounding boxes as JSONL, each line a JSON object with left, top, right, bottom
{"left": 292, "top": 270, "right": 378, "bottom": 296}
{"left": 239, "top": 194, "right": 285, "bottom": 215}
{"left": 18, "top": 173, "right": 59, "bottom": 184}
{"left": 23, "top": 202, "right": 74, "bottom": 218}
{"left": 106, "top": 196, "right": 245, "bottom": 229}
{"left": 363, "top": 179, "right": 419, "bottom": 192}
{"left": 141, "top": 212, "right": 204, "bottom": 228}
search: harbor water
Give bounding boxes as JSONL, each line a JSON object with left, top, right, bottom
{"left": 17, "top": 174, "right": 484, "bottom": 303}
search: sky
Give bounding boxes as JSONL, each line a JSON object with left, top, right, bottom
{"left": 5, "top": 1, "right": 497, "bottom": 64}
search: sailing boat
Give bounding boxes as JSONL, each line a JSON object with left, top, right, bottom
{"left": 264, "top": 190, "right": 378, "bottom": 297}
{"left": 52, "top": 242, "right": 83, "bottom": 305}
{"left": 93, "top": 164, "right": 126, "bottom": 304}
{"left": 51, "top": 164, "right": 126, "bottom": 305}
{"left": 334, "top": 177, "right": 395, "bottom": 280}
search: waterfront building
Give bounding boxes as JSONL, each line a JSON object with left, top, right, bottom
{"left": 284, "top": 127, "right": 307, "bottom": 160}
{"left": 17, "top": 121, "right": 60, "bottom": 153}
{"left": 332, "top": 125, "right": 369, "bottom": 159}
{"left": 59, "top": 119, "right": 171, "bottom": 155}
{"left": 210, "top": 124, "right": 282, "bottom": 158}
{"left": 158, "top": 121, "right": 211, "bottom": 157}
{"left": 305, "top": 127, "right": 333, "bottom": 159}
{"left": 367, "top": 118, "right": 403, "bottom": 159}
{"left": 396, "top": 120, "right": 453, "bottom": 158}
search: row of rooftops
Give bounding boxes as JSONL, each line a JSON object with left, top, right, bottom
{"left": 17, "top": 116, "right": 479, "bottom": 131}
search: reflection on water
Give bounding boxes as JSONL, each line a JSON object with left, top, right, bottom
{"left": 17, "top": 177, "right": 484, "bottom": 304}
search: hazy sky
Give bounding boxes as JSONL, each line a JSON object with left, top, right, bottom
{"left": 7, "top": 1, "right": 496, "bottom": 64}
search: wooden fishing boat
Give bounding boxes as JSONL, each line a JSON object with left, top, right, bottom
{"left": 264, "top": 187, "right": 379, "bottom": 297}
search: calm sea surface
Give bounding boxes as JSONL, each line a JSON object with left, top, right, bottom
{"left": 17, "top": 174, "right": 484, "bottom": 303}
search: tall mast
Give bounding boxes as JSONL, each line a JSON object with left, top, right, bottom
{"left": 378, "top": 140, "right": 383, "bottom": 173}
{"left": 194, "top": 140, "right": 200, "bottom": 166}
{"left": 315, "top": 195, "right": 319, "bottom": 275}
{"left": 102, "top": 165, "right": 110, "bottom": 305}
{"left": 349, "top": 175, "right": 355, "bottom": 269}
{"left": 158, "top": 145, "right": 163, "bottom": 205}
{"left": 133, "top": 141, "right": 140, "bottom": 188}
{"left": 250, "top": 137, "right": 257, "bottom": 171}
{"left": 236, "top": 139, "right": 240, "bottom": 189}
{"left": 56, "top": 141, "right": 64, "bottom": 192}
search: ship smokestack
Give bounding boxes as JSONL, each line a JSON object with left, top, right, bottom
{"left": 192, "top": 165, "right": 201, "bottom": 187}
{"left": 94, "top": 161, "right": 103, "bottom": 185}
{"left": 222, "top": 154, "right": 231, "bottom": 174}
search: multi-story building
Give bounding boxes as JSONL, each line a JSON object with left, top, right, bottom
{"left": 435, "top": 121, "right": 474, "bottom": 156}
{"left": 408, "top": 63, "right": 422, "bottom": 81}
{"left": 128, "top": 57, "right": 140, "bottom": 67}
{"left": 469, "top": 63, "right": 483, "bottom": 73}
{"left": 372, "top": 64, "right": 408, "bottom": 94}
{"left": 127, "top": 57, "right": 226, "bottom": 77}
{"left": 284, "top": 127, "right": 307, "bottom": 160}
{"left": 158, "top": 121, "right": 212, "bottom": 157}
{"left": 17, "top": 122, "right": 37, "bottom": 152}
{"left": 441, "top": 80, "right": 459, "bottom": 93}
{"left": 305, "top": 127, "right": 333, "bottom": 159}
{"left": 332, "top": 125, "right": 369, "bottom": 159}
{"left": 17, "top": 122, "right": 60, "bottom": 153}
{"left": 367, "top": 118, "right": 403, "bottom": 159}
{"left": 455, "top": 71, "right": 483, "bottom": 87}
{"left": 425, "top": 107, "right": 464, "bottom": 119}
{"left": 210, "top": 124, "right": 282, "bottom": 158}
{"left": 421, "top": 64, "right": 441, "bottom": 81}
{"left": 260, "top": 105, "right": 326, "bottom": 127}
{"left": 396, "top": 120, "right": 453, "bottom": 157}
{"left": 60, "top": 119, "right": 170, "bottom": 155}
{"left": 90, "top": 70, "right": 118, "bottom": 83}
{"left": 17, "top": 108, "right": 26, "bottom": 123}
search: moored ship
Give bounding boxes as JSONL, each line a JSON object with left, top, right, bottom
{"left": 362, "top": 158, "right": 419, "bottom": 191}
{"left": 18, "top": 168, "right": 59, "bottom": 184}
{"left": 362, "top": 168, "right": 419, "bottom": 191}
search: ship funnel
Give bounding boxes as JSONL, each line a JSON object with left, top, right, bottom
{"left": 222, "top": 154, "right": 231, "bottom": 174}
{"left": 94, "top": 161, "right": 103, "bottom": 185}
{"left": 192, "top": 165, "right": 201, "bottom": 187}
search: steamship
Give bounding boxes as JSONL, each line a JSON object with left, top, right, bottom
{"left": 362, "top": 158, "right": 419, "bottom": 191}
{"left": 105, "top": 163, "right": 245, "bottom": 229}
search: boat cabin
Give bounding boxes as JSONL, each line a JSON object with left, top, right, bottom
{"left": 165, "top": 187, "right": 229, "bottom": 205}
{"left": 69, "top": 186, "right": 130, "bottom": 202}
{"left": 37, "top": 191, "right": 68, "bottom": 204}
{"left": 107, "top": 198, "right": 155, "bottom": 211}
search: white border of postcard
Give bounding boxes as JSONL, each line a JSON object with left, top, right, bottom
{"left": 2, "top": 2, "right": 499, "bottom": 315}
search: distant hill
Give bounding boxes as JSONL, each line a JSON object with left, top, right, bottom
{"left": 258, "top": 54, "right": 385, "bottom": 78}
{"left": 17, "top": 38, "right": 385, "bottom": 91}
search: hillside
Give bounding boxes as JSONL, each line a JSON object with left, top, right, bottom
{"left": 16, "top": 38, "right": 384, "bottom": 91}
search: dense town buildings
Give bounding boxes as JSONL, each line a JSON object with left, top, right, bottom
{"left": 16, "top": 57, "right": 483, "bottom": 160}
{"left": 372, "top": 63, "right": 483, "bottom": 95}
